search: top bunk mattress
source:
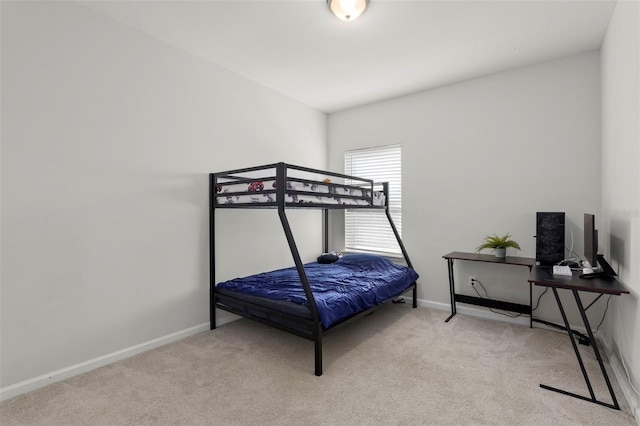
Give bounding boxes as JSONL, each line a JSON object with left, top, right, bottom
{"left": 216, "top": 253, "right": 419, "bottom": 328}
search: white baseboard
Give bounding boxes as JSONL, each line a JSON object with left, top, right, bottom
{"left": 416, "top": 296, "right": 595, "bottom": 334}
{"left": 415, "top": 297, "right": 532, "bottom": 327}
{"left": 0, "top": 313, "right": 238, "bottom": 402}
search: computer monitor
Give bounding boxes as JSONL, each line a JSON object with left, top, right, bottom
{"left": 584, "top": 213, "right": 598, "bottom": 269}
{"left": 582, "top": 213, "right": 618, "bottom": 278}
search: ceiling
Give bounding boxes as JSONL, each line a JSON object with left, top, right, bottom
{"left": 80, "top": 0, "right": 616, "bottom": 113}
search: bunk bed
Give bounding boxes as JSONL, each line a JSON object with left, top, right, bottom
{"left": 210, "top": 162, "right": 419, "bottom": 376}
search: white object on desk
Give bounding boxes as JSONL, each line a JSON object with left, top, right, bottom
{"left": 553, "top": 265, "right": 572, "bottom": 276}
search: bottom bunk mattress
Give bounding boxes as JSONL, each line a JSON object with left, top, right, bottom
{"left": 215, "top": 253, "right": 419, "bottom": 329}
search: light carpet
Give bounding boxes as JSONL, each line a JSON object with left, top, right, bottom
{"left": 0, "top": 305, "right": 635, "bottom": 425}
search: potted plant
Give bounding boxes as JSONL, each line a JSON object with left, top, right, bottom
{"left": 476, "top": 233, "right": 521, "bottom": 258}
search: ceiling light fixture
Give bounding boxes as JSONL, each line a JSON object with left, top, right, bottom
{"left": 327, "top": 0, "right": 369, "bottom": 22}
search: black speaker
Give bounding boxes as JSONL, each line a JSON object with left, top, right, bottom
{"left": 536, "top": 212, "right": 565, "bottom": 266}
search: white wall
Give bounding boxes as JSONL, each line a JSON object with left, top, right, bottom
{"left": 601, "top": 0, "right": 640, "bottom": 418}
{"left": 0, "top": 1, "right": 326, "bottom": 389}
{"left": 328, "top": 52, "right": 604, "bottom": 327}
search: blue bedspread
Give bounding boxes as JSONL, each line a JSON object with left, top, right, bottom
{"left": 217, "top": 253, "right": 419, "bottom": 328}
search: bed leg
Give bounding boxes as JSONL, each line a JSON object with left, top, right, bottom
{"left": 210, "top": 284, "right": 217, "bottom": 330}
{"left": 413, "top": 283, "right": 418, "bottom": 308}
{"left": 314, "top": 328, "right": 323, "bottom": 376}
{"left": 210, "top": 311, "right": 216, "bottom": 330}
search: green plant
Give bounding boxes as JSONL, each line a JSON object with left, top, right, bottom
{"left": 476, "top": 233, "right": 521, "bottom": 252}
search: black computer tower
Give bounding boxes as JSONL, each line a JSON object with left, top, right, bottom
{"left": 536, "top": 212, "right": 565, "bottom": 266}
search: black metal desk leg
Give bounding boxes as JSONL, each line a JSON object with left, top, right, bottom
{"left": 529, "top": 281, "right": 533, "bottom": 328}
{"left": 445, "top": 258, "right": 456, "bottom": 322}
{"left": 541, "top": 287, "right": 595, "bottom": 399}
{"left": 539, "top": 288, "right": 619, "bottom": 410}
{"left": 573, "top": 289, "right": 620, "bottom": 410}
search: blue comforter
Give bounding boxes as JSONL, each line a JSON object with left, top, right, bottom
{"left": 217, "top": 253, "right": 419, "bottom": 328}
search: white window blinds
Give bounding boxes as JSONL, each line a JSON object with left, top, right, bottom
{"left": 344, "top": 145, "right": 402, "bottom": 255}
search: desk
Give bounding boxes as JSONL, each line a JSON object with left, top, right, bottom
{"left": 443, "top": 251, "right": 535, "bottom": 324}
{"left": 528, "top": 266, "right": 629, "bottom": 410}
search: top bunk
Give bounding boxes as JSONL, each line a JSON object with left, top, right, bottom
{"left": 211, "top": 162, "right": 387, "bottom": 210}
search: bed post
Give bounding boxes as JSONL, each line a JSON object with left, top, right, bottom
{"left": 278, "top": 209, "right": 324, "bottom": 375}
{"left": 209, "top": 173, "right": 217, "bottom": 330}
{"left": 314, "top": 324, "right": 323, "bottom": 376}
{"left": 323, "top": 209, "right": 329, "bottom": 253}
{"left": 382, "top": 182, "right": 418, "bottom": 309}
{"left": 276, "top": 163, "right": 324, "bottom": 375}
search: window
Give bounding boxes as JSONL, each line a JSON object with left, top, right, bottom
{"left": 344, "top": 145, "right": 402, "bottom": 255}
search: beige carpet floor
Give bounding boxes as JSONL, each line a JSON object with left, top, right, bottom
{"left": 0, "top": 305, "right": 635, "bottom": 425}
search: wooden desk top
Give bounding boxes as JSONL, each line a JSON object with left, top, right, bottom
{"left": 528, "top": 266, "right": 629, "bottom": 295}
{"left": 443, "top": 251, "right": 536, "bottom": 268}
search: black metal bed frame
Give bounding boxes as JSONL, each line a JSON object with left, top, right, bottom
{"left": 209, "top": 162, "right": 417, "bottom": 376}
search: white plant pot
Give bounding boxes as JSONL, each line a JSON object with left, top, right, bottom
{"left": 494, "top": 247, "right": 506, "bottom": 258}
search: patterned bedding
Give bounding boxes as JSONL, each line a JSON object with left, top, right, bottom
{"left": 215, "top": 179, "right": 386, "bottom": 207}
